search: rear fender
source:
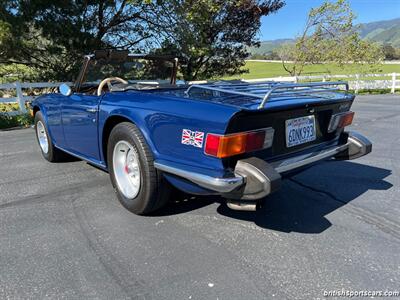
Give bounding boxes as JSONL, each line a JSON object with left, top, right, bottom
{"left": 99, "top": 92, "right": 240, "bottom": 182}
{"left": 100, "top": 106, "right": 234, "bottom": 171}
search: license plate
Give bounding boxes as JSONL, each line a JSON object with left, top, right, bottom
{"left": 286, "top": 115, "right": 316, "bottom": 148}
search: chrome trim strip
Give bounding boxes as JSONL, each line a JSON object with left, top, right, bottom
{"left": 271, "top": 143, "right": 349, "bottom": 173}
{"left": 54, "top": 145, "right": 107, "bottom": 170}
{"left": 154, "top": 162, "right": 244, "bottom": 193}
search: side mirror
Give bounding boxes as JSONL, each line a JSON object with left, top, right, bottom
{"left": 59, "top": 83, "right": 72, "bottom": 96}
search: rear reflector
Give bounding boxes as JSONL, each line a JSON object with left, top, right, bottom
{"left": 328, "top": 111, "right": 354, "bottom": 133}
{"left": 205, "top": 128, "right": 274, "bottom": 158}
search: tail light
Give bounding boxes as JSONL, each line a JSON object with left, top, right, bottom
{"left": 205, "top": 128, "right": 274, "bottom": 158}
{"left": 328, "top": 111, "right": 354, "bottom": 133}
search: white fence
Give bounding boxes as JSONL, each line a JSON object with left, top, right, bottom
{"left": 0, "top": 73, "right": 399, "bottom": 115}
{"left": 244, "top": 73, "right": 400, "bottom": 94}
{"left": 0, "top": 82, "right": 72, "bottom": 116}
{"left": 299, "top": 73, "right": 399, "bottom": 93}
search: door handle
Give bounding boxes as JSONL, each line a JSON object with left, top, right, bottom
{"left": 86, "top": 108, "right": 98, "bottom": 113}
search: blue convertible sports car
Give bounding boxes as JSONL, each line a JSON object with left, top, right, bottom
{"left": 32, "top": 50, "right": 372, "bottom": 214}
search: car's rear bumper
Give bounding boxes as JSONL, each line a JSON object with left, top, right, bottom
{"left": 270, "top": 131, "right": 372, "bottom": 173}
{"left": 154, "top": 131, "right": 372, "bottom": 200}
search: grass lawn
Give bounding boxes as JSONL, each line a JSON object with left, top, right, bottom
{"left": 224, "top": 61, "right": 400, "bottom": 80}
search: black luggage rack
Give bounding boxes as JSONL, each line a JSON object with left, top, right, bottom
{"left": 185, "top": 81, "right": 349, "bottom": 109}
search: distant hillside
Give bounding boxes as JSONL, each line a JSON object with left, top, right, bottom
{"left": 249, "top": 39, "right": 293, "bottom": 56}
{"left": 359, "top": 18, "right": 400, "bottom": 47}
{"left": 250, "top": 18, "right": 400, "bottom": 56}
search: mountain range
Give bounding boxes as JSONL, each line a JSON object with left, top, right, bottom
{"left": 250, "top": 18, "right": 400, "bottom": 55}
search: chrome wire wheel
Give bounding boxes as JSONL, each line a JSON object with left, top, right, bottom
{"left": 36, "top": 120, "right": 49, "bottom": 154}
{"left": 112, "top": 140, "right": 142, "bottom": 199}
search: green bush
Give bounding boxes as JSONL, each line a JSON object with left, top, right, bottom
{"left": 0, "top": 103, "right": 20, "bottom": 112}
{"left": 0, "top": 113, "right": 33, "bottom": 129}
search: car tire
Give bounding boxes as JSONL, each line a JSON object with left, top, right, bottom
{"left": 107, "top": 122, "right": 171, "bottom": 215}
{"left": 34, "top": 111, "right": 64, "bottom": 162}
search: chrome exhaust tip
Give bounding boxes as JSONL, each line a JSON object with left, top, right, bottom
{"left": 226, "top": 199, "right": 257, "bottom": 211}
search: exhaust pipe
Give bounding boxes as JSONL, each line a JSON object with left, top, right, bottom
{"left": 226, "top": 200, "right": 257, "bottom": 211}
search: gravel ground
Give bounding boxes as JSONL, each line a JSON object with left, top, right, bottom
{"left": 0, "top": 94, "right": 399, "bottom": 299}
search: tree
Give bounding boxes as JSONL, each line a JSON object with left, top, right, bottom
{"left": 0, "top": 0, "right": 156, "bottom": 81}
{"left": 382, "top": 44, "right": 398, "bottom": 60}
{"left": 278, "top": 0, "right": 383, "bottom": 76}
{"left": 0, "top": 0, "right": 284, "bottom": 82}
{"left": 144, "top": 0, "right": 284, "bottom": 81}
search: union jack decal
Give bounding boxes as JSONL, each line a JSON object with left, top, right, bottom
{"left": 181, "top": 129, "right": 204, "bottom": 148}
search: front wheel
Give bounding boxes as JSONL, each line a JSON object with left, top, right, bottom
{"left": 34, "top": 111, "right": 64, "bottom": 162}
{"left": 107, "top": 122, "right": 171, "bottom": 215}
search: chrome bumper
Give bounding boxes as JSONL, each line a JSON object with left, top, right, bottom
{"left": 153, "top": 162, "right": 244, "bottom": 194}
{"left": 154, "top": 131, "right": 372, "bottom": 198}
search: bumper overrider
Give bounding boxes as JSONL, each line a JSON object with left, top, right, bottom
{"left": 154, "top": 131, "right": 372, "bottom": 211}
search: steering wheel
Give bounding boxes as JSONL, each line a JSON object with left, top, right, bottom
{"left": 97, "top": 77, "right": 128, "bottom": 96}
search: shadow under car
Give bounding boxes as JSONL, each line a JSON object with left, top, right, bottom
{"left": 155, "top": 161, "right": 393, "bottom": 234}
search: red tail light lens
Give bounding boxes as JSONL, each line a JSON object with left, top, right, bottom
{"left": 328, "top": 111, "right": 354, "bottom": 133}
{"left": 339, "top": 111, "right": 354, "bottom": 128}
{"left": 205, "top": 128, "right": 274, "bottom": 158}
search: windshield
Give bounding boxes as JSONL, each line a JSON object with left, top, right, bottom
{"left": 76, "top": 53, "right": 178, "bottom": 91}
{"left": 85, "top": 58, "right": 176, "bottom": 83}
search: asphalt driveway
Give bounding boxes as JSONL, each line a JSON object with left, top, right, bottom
{"left": 0, "top": 94, "right": 399, "bottom": 299}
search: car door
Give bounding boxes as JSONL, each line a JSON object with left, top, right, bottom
{"left": 61, "top": 93, "right": 101, "bottom": 160}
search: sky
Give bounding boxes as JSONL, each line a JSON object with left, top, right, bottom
{"left": 260, "top": 0, "right": 400, "bottom": 40}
